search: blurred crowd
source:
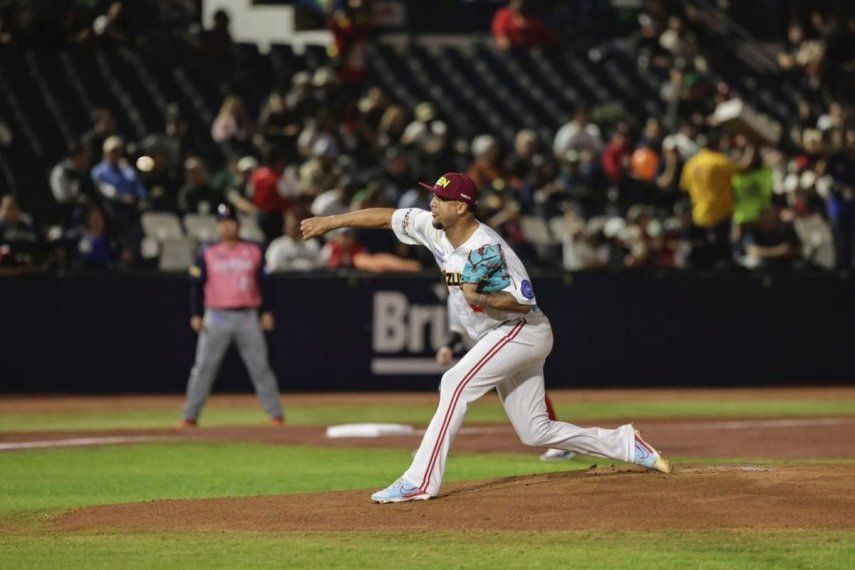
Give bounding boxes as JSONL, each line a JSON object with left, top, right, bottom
{"left": 1, "top": 0, "right": 854, "bottom": 273}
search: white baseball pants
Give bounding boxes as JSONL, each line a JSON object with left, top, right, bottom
{"left": 403, "top": 317, "right": 635, "bottom": 496}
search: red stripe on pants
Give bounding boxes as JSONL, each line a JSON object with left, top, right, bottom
{"left": 544, "top": 393, "right": 557, "bottom": 421}
{"left": 419, "top": 320, "right": 526, "bottom": 491}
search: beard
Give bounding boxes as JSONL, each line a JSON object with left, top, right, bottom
{"left": 432, "top": 220, "right": 444, "bottom": 229}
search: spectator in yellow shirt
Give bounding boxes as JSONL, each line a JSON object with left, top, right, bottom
{"left": 679, "top": 131, "right": 755, "bottom": 268}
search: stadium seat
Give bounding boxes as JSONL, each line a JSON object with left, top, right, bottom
{"left": 238, "top": 214, "right": 265, "bottom": 243}
{"left": 141, "top": 212, "right": 184, "bottom": 241}
{"left": 159, "top": 238, "right": 195, "bottom": 271}
{"left": 549, "top": 216, "right": 581, "bottom": 242}
{"left": 183, "top": 214, "right": 219, "bottom": 243}
{"left": 520, "top": 216, "right": 555, "bottom": 246}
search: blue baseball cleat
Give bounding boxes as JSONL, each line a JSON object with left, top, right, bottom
{"left": 633, "top": 430, "right": 672, "bottom": 473}
{"left": 371, "top": 477, "right": 431, "bottom": 503}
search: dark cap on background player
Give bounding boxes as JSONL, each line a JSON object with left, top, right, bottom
{"left": 216, "top": 202, "right": 239, "bottom": 222}
{"left": 419, "top": 172, "right": 478, "bottom": 207}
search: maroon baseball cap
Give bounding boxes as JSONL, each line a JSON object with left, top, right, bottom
{"left": 418, "top": 172, "right": 478, "bottom": 207}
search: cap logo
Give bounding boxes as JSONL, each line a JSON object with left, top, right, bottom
{"left": 435, "top": 176, "right": 451, "bottom": 188}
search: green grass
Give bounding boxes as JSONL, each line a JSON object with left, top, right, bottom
{"left": 1, "top": 395, "right": 852, "bottom": 569}
{"left": 2, "top": 398, "right": 854, "bottom": 432}
{"left": 1, "top": 530, "right": 853, "bottom": 569}
{"left": 1, "top": 443, "right": 852, "bottom": 568}
{"left": 5, "top": 442, "right": 847, "bottom": 522}
{"left": 0, "top": 443, "right": 590, "bottom": 521}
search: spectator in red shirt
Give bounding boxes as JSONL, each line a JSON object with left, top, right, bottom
{"left": 491, "top": 0, "right": 559, "bottom": 52}
{"left": 249, "top": 146, "right": 290, "bottom": 245}
{"left": 602, "top": 123, "right": 631, "bottom": 184}
{"left": 320, "top": 227, "right": 422, "bottom": 273}
{"left": 321, "top": 228, "right": 365, "bottom": 269}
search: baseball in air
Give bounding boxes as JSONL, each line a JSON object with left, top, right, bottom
{"left": 136, "top": 155, "right": 155, "bottom": 172}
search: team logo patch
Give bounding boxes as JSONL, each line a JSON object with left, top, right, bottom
{"left": 521, "top": 280, "right": 535, "bottom": 299}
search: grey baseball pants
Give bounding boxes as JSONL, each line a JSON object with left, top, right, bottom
{"left": 182, "top": 308, "right": 283, "bottom": 420}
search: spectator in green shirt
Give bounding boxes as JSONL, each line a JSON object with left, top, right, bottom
{"left": 732, "top": 160, "right": 774, "bottom": 226}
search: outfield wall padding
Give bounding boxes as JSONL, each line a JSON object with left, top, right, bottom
{"left": 1, "top": 271, "right": 853, "bottom": 392}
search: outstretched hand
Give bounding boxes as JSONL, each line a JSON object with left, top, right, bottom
{"left": 300, "top": 217, "right": 332, "bottom": 240}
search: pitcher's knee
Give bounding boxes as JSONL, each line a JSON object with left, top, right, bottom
{"left": 439, "top": 370, "right": 462, "bottom": 394}
{"left": 518, "top": 421, "right": 554, "bottom": 447}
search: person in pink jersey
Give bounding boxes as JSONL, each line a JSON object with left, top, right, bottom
{"left": 179, "top": 203, "right": 284, "bottom": 427}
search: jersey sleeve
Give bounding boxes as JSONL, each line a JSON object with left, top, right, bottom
{"left": 447, "top": 296, "right": 465, "bottom": 334}
{"left": 499, "top": 246, "right": 537, "bottom": 306}
{"left": 678, "top": 160, "right": 691, "bottom": 192}
{"left": 391, "top": 208, "right": 435, "bottom": 250}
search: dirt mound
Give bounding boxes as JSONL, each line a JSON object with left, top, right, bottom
{"left": 55, "top": 464, "right": 855, "bottom": 532}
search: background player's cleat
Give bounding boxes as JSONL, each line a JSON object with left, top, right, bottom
{"left": 539, "top": 448, "right": 576, "bottom": 461}
{"left": 371, "top": 478, "right": 431, "bottom": 503}
{"left": 633, "top": 430, "right": 671, "bottom": 473}
{"left": 177, "top": 419, "right": 197, "bottom": 429}
{"left": 270, "top": 416, "right": 284, "bottom": 425}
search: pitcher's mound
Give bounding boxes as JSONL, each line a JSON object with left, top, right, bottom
{"left": 56, "top": 464, "right": 855, "bottom": 532}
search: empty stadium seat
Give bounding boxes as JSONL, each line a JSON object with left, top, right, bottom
{"left": 159, "top": 238, "right": 195, "bottom": 271}
{"left": 238, "top": 214, "right": 265, "bottom": 243}
{"left": 549, "top": 216, "right": 582, "bottom": 242}
{"left": 520, "top": 216, "right": 555, "bottom": 246}
{"left": 141, "top": 212, "right": 184, "bottom": 241}
{"left": 183, "top": 214, "right": 219, "bottom": 243}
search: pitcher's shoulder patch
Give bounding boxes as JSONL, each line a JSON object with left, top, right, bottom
{"left": 521, "top": 279, "right": 535, "bottom": 299}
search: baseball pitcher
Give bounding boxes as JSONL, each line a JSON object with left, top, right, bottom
{"left": 301, "top": 173, "right": 670, "bottom": 503}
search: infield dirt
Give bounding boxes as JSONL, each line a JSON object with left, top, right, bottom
{"left": 6, "top": 390, "right": 854, "bottom": 534}
{"left": 55, "top": 464, "right": 855, "bottom": 532}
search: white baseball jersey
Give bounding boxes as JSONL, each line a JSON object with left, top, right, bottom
{"left": 386, "top": 207, "right": 636, "bottom": 498}
{"left": 391, "top": 208, "right": 546, "bottom": 341}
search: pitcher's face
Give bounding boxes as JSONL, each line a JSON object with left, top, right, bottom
{"left": 430, "top": 195, "right": 467, "bottom": 230}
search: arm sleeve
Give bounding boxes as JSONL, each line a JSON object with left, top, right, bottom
{"left": 50, "top": 164, "right": 70, "bottom": 203}
{"left": 444, "top": 331, "right": 465, "bottom": 353}
{"left": 133, "top": 174, "right": 148, "bottom": 200}
{"left": 258, "top": 244, "right": 273, "bottom": 313}
{"left": 491, "top": 9, "right": 509, "bottom": 38}
{"left": 188, "top": 250, "right": 207, "bottom": 317}
{"left": 552, "top": 126, "right": 567, "bottom": 156}
{"left": 390, "top": 208, "right": 435, "bottom": 250}
{"left": 264, "top": 242, "right": 281, "bottom": 272}
{"left": 91, "top": 167, "right": 118, "bottom": 200}
{"left": 445, "top": 298, "right": 466, "bottom": 353}
{"left": 678, "top": 158, "right": 689, "bottom": 191}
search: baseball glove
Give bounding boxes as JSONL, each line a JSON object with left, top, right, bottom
{"left": 461, "top": 243, "right": 510, "bottom": 293}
